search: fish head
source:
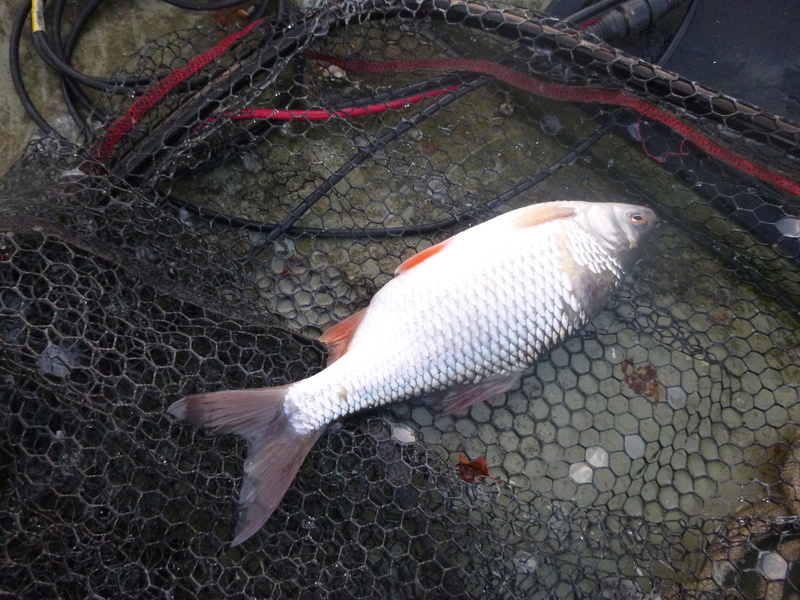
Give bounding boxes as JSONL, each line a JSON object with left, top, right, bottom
{"left": 578, "top": 202, "right": 657, "bottom": 254}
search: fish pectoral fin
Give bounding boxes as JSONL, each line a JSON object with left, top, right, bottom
{"left": 168, "top": 387, "right": 323, "bottom": 546}
{"left": 319, "top": 307, "right": 368, "bottom": 363}
{"left": 437, "top": 372, "right": 523, "bottom": 416}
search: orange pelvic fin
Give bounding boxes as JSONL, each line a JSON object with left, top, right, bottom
{"left": 168, "top": 387, "right": 323, "bottom": 546}
{"left": 319, "top": 307, "right": 367, "bottom": 363}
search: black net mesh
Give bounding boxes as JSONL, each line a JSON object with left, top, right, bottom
{"left": 3, "top": 1, "right": 800, "bottom": 598}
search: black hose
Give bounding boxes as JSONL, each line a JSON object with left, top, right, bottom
{"left": 159, "top": 0, "right": 255, "bottom": 10}
{"left": 565, "top": 0, "right": 624, "bottom": 25}
{"left": 582, "top": 0, "right": 686, "bottom": 41}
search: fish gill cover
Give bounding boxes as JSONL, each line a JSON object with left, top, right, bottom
{"left": 1, "top": 0, "right": 800, "bottom": 598}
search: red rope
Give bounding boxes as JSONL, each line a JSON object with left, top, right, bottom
{"left": 227, "top": 87, "right": 458, "bottom": 121}
{"left": 304, "top": 53, "right": 800, "bottom": 198}
{"left": 91, "top": 23, "right": 800, "bottom": 201}
{"left": 91, "top": 19, "right": 264, "bottom": 164}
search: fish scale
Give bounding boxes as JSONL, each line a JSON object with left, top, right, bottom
{"left": 168, "top": 200, "right": 657, "bottom": 545}
{"left": 284, "top": 215, "right": 627, "bottom": 434}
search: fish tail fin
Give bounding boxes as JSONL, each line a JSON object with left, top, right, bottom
{"left": 168, "top": 387, "right": 323, "bottom": 546}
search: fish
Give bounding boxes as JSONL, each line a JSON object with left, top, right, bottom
{"left": 167, "top": 200, "right": 657, "bottom": 545}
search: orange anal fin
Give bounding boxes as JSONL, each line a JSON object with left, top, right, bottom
{"left": 436, "top": 372, "right": 522, "bottom": 416}
{"left": 394, "top": 238, "right": 452, "bottom": 275}
{"left": 319, "top": 308, "right": 367, "bottom": 363}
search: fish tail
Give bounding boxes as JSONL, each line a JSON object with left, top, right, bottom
{"left": 168, "top": 386, "right": 323, "bottom": 546}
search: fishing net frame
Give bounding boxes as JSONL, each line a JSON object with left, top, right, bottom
{"left": 2, "top": 0, "right": 800, "bottom": 598}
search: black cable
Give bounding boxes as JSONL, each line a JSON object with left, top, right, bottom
{"left": 656, "top": 0, "right": 699, "bottom": 67}
{"left": 251, "top": 0, "right": 285, "bottom": 21}
{"left": 32, "top": 31, "right": 153, "bottom": 92}
{"left": 9, "top": 0, "right": 63, "bottom": 138}
{"left": 238, "top": 76, "right": 493, "bottom": 265}
{"left": 14, "top": 0, "right": 151, "bottom": 138}
{"left": 19, "top": 0, "right": 274, "bottom": 141}
{"left": 52, "top": 0, "right": 88, "bottom": 131}
{"left": 51, "top": 0, "right": 105, "bottom": 136}
{"left": 30, "top": 0, "right": 147, "bottom": 137}
{"left": 169, "top": 119, "right": 614, "bottom": 238}
{"left": 58, "top": 0, "right": 113, "bottom": 125}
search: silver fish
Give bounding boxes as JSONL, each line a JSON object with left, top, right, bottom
{"left": 168, "top": 200, "right": 656, "bottom": 544}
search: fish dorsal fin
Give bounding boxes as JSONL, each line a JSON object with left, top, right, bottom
{"left": 394, "top": 238, "right": 452, "bottom": 275}
{"left": 395, "top": 203, "right": 577, "bottom": 275}
{"left": 319, "top": 308, "right": 367, "bottom": 363}
{"left": 506, "top": 202, "right": 577, "bottom": 229}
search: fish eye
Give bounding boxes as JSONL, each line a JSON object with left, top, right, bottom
{"left": 630, "top": 214, "right": 647, "bottom": 226}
